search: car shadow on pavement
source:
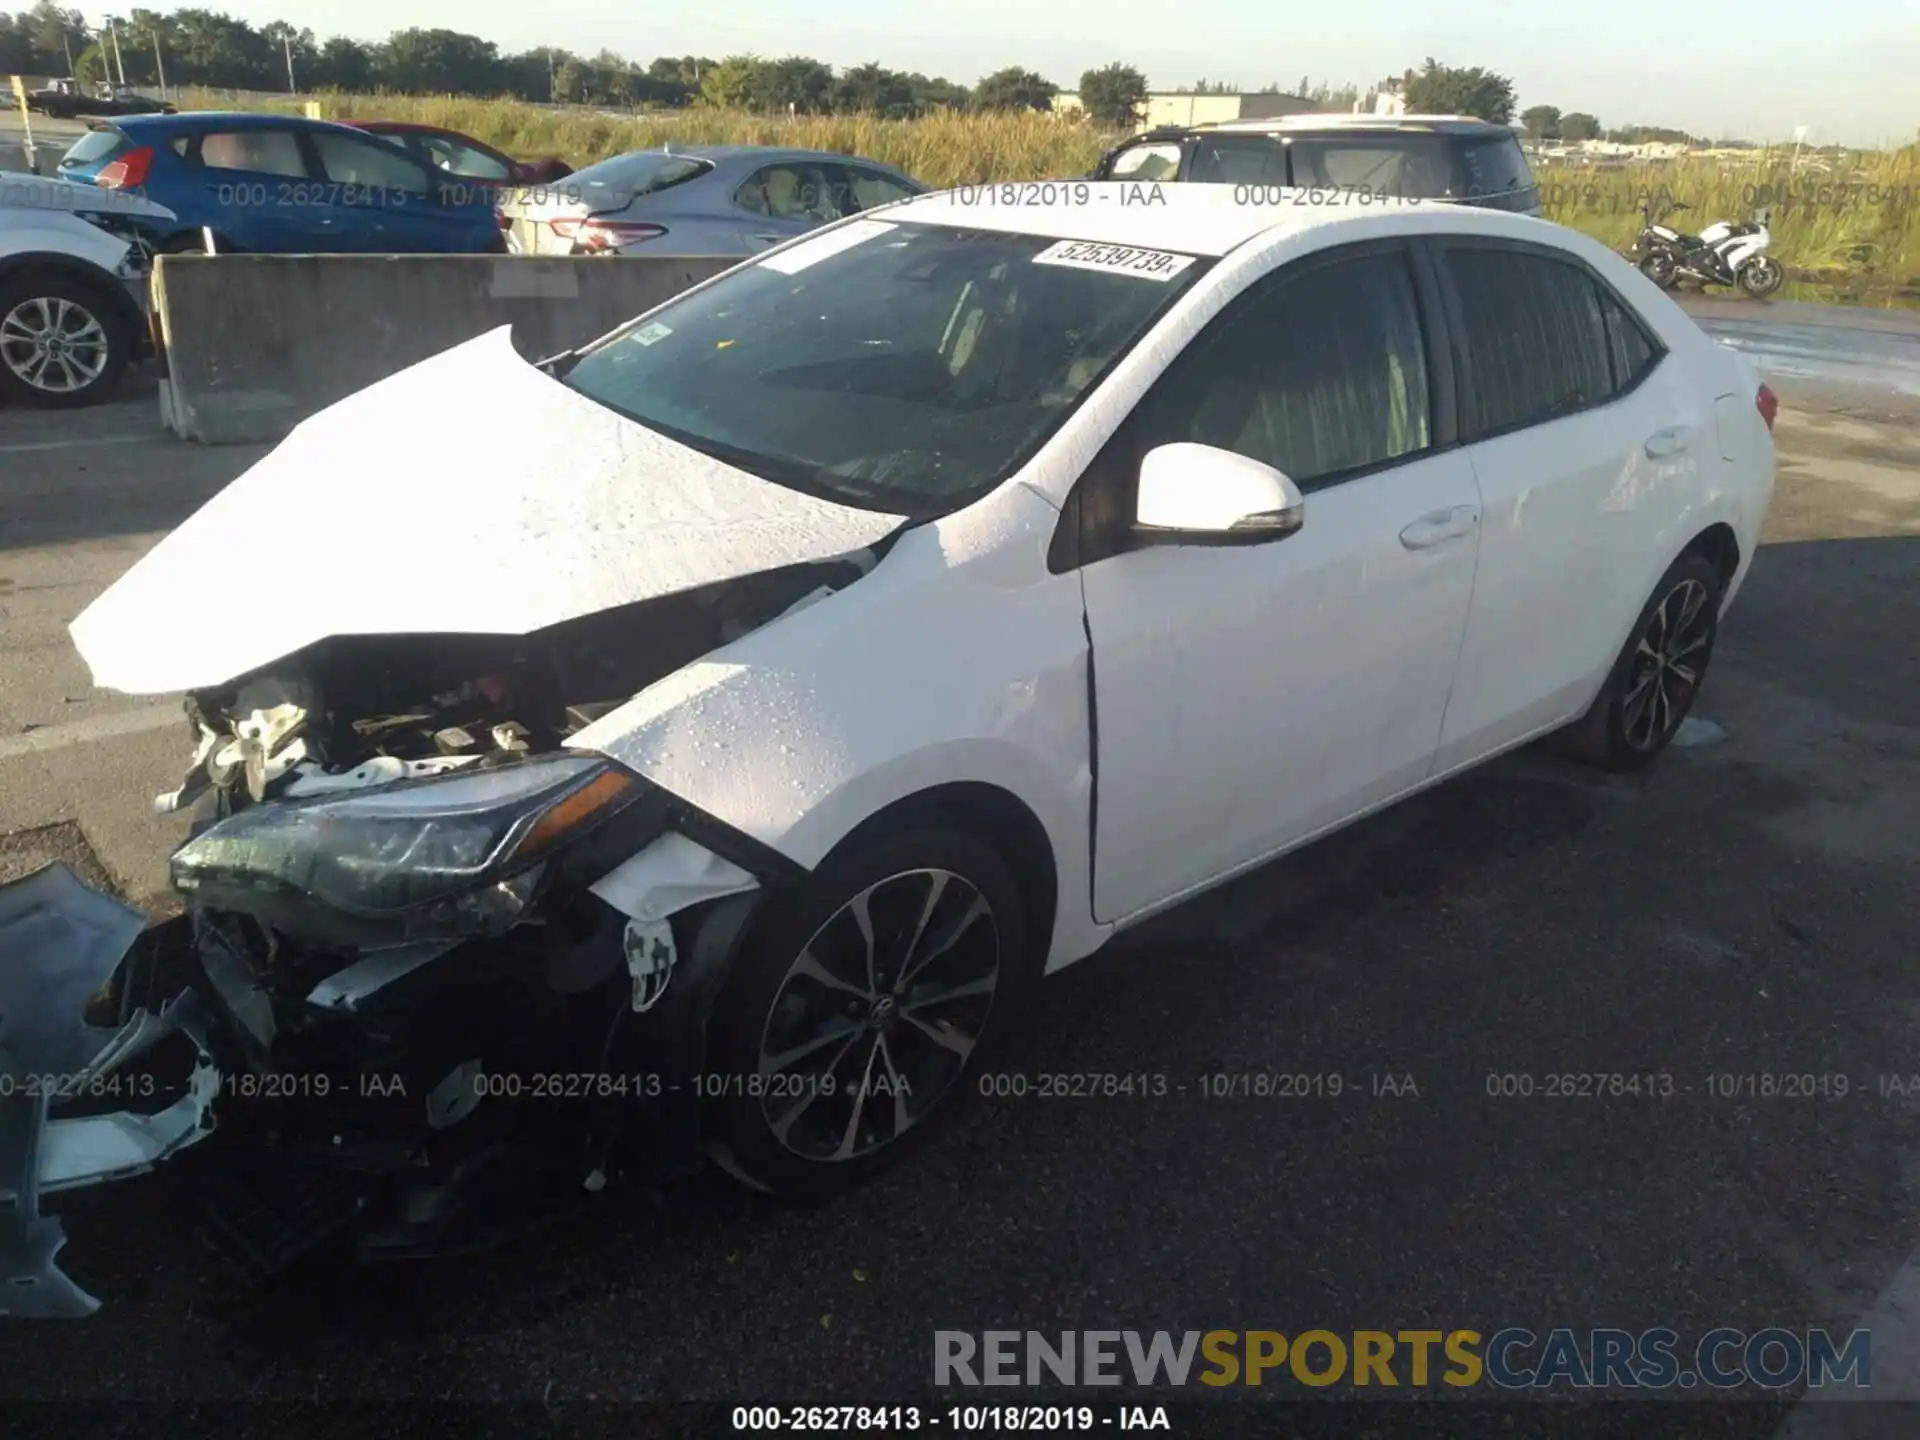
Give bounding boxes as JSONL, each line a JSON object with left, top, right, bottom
{"left": 13, "top": 534, "right": 1919, "bottom": 1415}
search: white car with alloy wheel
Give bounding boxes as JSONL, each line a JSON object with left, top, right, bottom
{"left": 2, "top": 184, "right": 1775, "bottom": 1315}
{"left": 0, "top": 171, "right": 171, "bottom": 405}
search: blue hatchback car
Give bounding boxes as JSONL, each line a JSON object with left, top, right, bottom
{"left": 57, "top": 112, "right": 504, "bottom": 255}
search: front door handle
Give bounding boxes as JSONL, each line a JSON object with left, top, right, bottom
{"left": 1399, "top": 504, "right": 1479, "bottom": 550}
{"left": 754, "top": 232, "right": 785, "bottom": 244}
{"left": 1644, "top": 426, "right": 1689, "bottom": 458}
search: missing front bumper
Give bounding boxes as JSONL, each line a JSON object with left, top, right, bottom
{"left": 0, "top": 864, "right": 222, "bottom": 1316}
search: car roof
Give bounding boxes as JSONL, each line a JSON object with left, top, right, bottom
{"left": 113, "top": 110, "right": 370, "bottom": 137}
{"left": 885, "top": 181, "right": 1543, "bottom": 257}
{"left": 1190, "top": 114, "right": 1516, "bottom": 137}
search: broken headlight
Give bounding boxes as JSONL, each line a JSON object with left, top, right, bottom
{"left": 170, "top": 755, "right": 644, "bottom": 939}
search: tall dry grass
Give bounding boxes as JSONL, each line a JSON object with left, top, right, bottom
{"left": 175, "top": 89, "right": 1920, "bottom": 296}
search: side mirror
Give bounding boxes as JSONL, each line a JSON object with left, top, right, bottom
{"left": 1134, "top": 442, "right": 1304, "bottom": 544}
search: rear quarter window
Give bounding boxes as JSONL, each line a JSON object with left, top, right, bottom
{"left": 1460, "top": 137, "right": 1536, "bottom": 200}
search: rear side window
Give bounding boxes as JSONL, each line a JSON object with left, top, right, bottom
{"left": 839, "top": 164, "right": 918, "bottom": 210}
{"left": 196, "top": 129, "right": 308, "bottom": 178}
{"left": 1108, "top": 143, "right": 1181, "bottom": 181}
{"left": 1442, "top": 247, "right": 1615, "bottom": 439}
{"left": 1186, "top": 137, "right": 1288, "bottom": 185}
{"left": 1598, "top": 287, "right": 1661, "bottom": 391}
{"left": 1135, "top": 247, "right": 1432, "bottom": 487}
{"left": 1459, "top": 137, "right": 1534, "bottom": 200}
{"left": 61, "top": 127, "right": 129, "bottom": 165}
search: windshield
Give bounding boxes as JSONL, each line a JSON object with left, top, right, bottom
{"left": 561, "top": 221, "right": 1211, "bottom": 516}
{"left": 61, "top": 127, "right": 129, "bottom": 166}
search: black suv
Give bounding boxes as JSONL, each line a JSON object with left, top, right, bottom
{"left": 1092, "top": 114, "right": 1542, "bottom": 215}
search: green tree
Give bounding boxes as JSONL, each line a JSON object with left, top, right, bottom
{"left": 1403, "top": 56, "right": 1516, "bottom": 124}
{"left": 313, "top": 35, "right": 375, "bottom": 91}
{"left": 1560, "top": 111, "right": 1602, "bottom": 142}
{"left": 378, "top": 28, "right": 504, "bottom": 95}
{"left": 1520, "top": 104, "right": 1561, "bottom": 138}
{"left": 833, "top": 61, "right": 913, "bottom": 116}
{"left": 698, "top": 54, "right": 759, "bottom": 108}
{"left": 1077, "top": 62, "right": 1148, "bottom": 127}
{"left": 750, "top": 55, "right": 834, "bottom": 113}
{"left": 973, "top": 65, "right": 1055, "bottom": 112}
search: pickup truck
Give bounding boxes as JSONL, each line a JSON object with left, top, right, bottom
{"left": 26, "top": 79, "right": 177, "bottom": 120}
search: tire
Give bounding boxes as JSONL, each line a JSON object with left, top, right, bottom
{"left": 704, "top": 825, "right": 1031, "bottom": 1199}
{"left": 1555, "top": 553, "right": 1721, "bottom": 773}
{"left": 1738, "top": 256, "right": 1784, "bottom": 298}
{"left": 0, "top": 270, "right": 132, "bottom": 407}
{"left": 1638, "top": 250, "right": 1677, "bottom": 289}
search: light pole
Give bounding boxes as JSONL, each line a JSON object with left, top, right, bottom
{"left": 283, "top": 33, "right": 296, "bottom": 93}
{"left": 151, "top": 30, "right": 167, "bottom": 98}
{"left": 106, "top": 15, "right": 126, "bottom": 86}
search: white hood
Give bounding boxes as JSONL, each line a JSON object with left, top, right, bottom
{"left": 71, "top": 327, "right": 908, "bottom": 694}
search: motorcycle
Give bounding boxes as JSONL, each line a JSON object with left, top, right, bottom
{"left": 1631, "top": 200, "right": 1785, "bottom": 298}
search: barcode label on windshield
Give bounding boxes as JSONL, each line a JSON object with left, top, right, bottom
{"left": 1032, "top": 240, "right": 1197, "bottom": 281}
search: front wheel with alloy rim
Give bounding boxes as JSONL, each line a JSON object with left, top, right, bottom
{"left": 1738, "top": 256, "right": 1785, "bottom": 297}
{"left": 0, "top": 270, "right": 132, "bottom": 407}
{"left": 705, "top": 826, "right": 1029, "bottom": 1199}
{"left": 1556, "top": 553, "right": 1722, "bottom": 772}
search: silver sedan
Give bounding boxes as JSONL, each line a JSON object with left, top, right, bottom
{"left": 500, "top": 144, "right": 926, "bottom": 257}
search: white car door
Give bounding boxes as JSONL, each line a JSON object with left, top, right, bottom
{"left": 1428, "top": 239, "right": 1703, "bottom": 770}
{"left": 1074, "top": 242, "right": 1484, "bottom": 923}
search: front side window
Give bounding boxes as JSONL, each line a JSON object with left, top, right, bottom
{"left": 1132, "top": 247, "right": 1432, "bottom": 488}
{"left": 1442, "top": 246, "right": 1615, "bottom": 438}
{"left": 562, "top": 223, "right": 1211, "bottom": 516}
{"left": 196, "top": 128, "right": 307, "bottom": 178}
{"left": 734, "top": 163, "right": 852, "bottom": 222}
{"left": 420, "top": 134, "right": 511, "bottom": 180}
{"left": 840, "top": 164, "right": 919, "bottom": 211}
{"left": 310, "top": 132, "right": 430, "bottom": 192}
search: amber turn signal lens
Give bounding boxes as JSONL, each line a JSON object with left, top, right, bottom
{"left": 516, "top": 768, "right": 639, "bottom": 856}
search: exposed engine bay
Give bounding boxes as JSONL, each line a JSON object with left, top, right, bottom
{"left": 4, "top": 549, "right": 875, "bottom": 1316}
{"left": 160, "top": 551, "right": 876, "bottom": 820}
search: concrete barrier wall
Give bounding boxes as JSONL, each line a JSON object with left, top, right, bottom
{"left": 151, "top": 253, "right": 743, "bottom": 444}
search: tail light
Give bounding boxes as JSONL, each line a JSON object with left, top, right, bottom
{"left": 96, "top": 145, "right": 154, "bottom": 189}
{"left": 1756, "top": 383, "right": 1778, "bottom": 432}
{"left": 548, "top": 217, "right": 667, "bottom": 251}
{"left": 494, "top": 205, "right": 511, "bottom": 231}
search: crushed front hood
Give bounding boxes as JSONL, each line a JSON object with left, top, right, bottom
{"left": 70, "top": 327, "right": 908, "bottom": 695}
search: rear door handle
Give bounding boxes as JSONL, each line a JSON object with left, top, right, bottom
{"left": 754, "top": 232, "right": 785, "bottom": 244}
{"left": 1644, "top": 426, "right": 1690, "bottom": 458}
{"left": 1399, "top": 504, "right": 1479, "bottom": 550}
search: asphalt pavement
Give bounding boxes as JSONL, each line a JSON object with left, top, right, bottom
{"left": 0, "top": 310, "right": 1917, "bottom": 1437}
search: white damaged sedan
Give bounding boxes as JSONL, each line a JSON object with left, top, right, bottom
{"left": 2, "top": 185, "right": 1775, "bottom": 1313}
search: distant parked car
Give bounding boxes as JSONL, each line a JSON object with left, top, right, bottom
{"left": 0, "top": 171, "right": 176, "bottom": 404}
{"left": 350, "top": 121, "right": 574, "bottom": 188}
{"left": 1092, "top": 114, "right": 1543, "bottom": 216}
{"left": 500, "top": 145, "right": 925, "bottom": 257}
{"left": 56, "top": 113, "right": 505, "bottom": 255}
{"left": 26, "top": 79, "right": 176, "bottom": 119}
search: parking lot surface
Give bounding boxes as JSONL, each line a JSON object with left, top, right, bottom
{"left": 1, "top": 323, "right": 1917, "bottom": 1436}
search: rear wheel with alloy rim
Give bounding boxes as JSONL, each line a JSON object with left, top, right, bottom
{"left": 705, "top": 826, "right": 1028, "bottom": 1198}
{"left": 0, "top": 270, "right": 131, "bottom": 407}
{"left": 1556, "top": 553, "right": 1721, "bottom": 772}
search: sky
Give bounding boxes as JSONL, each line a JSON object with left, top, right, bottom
{"left": 199, "top": 0, "right": 1920, "bottom": 147}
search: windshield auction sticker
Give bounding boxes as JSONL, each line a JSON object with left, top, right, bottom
{"left": 1032, "top": 240, "right": 1197, "bottom": 281}
{"left": 759, "top": 218, "right": 898, "bottom": 275}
